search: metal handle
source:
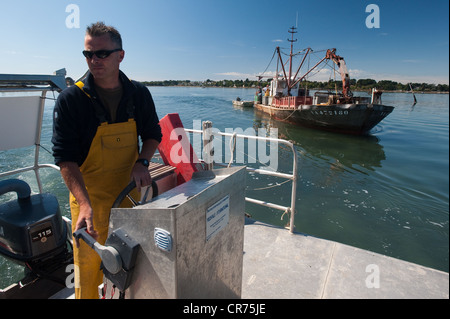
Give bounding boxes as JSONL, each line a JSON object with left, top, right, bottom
{"left": 73, "top": 228, "right": 123, "bottom": 275}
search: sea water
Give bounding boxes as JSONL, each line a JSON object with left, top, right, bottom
{"left": 0, "top": 87, "right": 448, "bottom": 289}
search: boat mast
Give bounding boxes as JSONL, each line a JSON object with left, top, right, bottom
{"left": 287, "top": 26, "right": 297, "bottom": 95}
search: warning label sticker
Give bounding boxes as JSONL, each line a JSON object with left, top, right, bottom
{"left": 206, "top": 195, "right": 230, "bottom": 242}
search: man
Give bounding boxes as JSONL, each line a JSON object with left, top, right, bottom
{"left": 52, "top": 22, "right": 162, "bottom": 299}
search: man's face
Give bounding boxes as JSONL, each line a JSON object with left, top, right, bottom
{"left": 84, "top": 34, "right": 124, "bottom": 81}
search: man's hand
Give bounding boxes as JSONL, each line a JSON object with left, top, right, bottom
{"left": 130, "top": 139, "right": 159, "bottom": 193}
{"left": 131, "top": 161, "right": 152, "bottom": 193}
{"left": 59, "top": 162, "right": 98, "bottom": 247}
{"left": 74, "top": 203, "right": 98, "bottom": 248}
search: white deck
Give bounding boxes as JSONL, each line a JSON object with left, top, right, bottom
{"left": 242, "top": 219, "right": 449, "bottom": 299}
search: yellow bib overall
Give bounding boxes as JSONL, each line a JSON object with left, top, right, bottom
{"left": 71, "top": 82, "right": 138, "bottom": 299}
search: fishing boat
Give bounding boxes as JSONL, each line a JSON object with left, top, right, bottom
{"left": 255, "top": 27, "right": 394, "bottom": 135}
{"left": 0, "top": 70, "right": 447, "bottom": 301}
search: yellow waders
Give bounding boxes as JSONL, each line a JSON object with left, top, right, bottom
{"left": 71, "top": 83, "right": 138, "bottom": 299}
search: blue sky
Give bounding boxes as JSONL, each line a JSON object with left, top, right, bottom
{"left": 0, "top": 0, "right": 448, "bottom": 84}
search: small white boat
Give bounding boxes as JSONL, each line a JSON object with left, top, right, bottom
{"left": 232, "top": 99, "right": 254, "bottom": 107}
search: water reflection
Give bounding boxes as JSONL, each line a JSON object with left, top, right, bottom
{"left": 252, "top": 112, "right": 387, "bottom": 175}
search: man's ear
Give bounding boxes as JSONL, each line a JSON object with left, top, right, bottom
{"left": 118, "top": 50, "right": 125, "bottom": 63}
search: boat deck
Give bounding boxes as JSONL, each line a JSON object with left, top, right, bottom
{"left": 50, "top": 218, "right": 449, "bottom": 299}
{"left": 242, "top": 219, "right": 449, "bottom": 299}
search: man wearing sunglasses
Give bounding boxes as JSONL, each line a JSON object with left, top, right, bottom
{"left": 52, "top": 22, "right": 162, "bottom": 299}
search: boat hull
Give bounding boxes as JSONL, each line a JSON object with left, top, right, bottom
{"left": 254, "top": 103, "right": 394, "bottom": 134}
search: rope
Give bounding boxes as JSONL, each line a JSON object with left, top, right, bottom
{"left": 259, "top": 48, "right": 277, "bottom": 77}
{"left": 280, "top": 207, "right": 291, "bottom": 222}
{"left": 227, "top": 133, "right": 237, "bottom": 168}
{"left": 276, "top": 105, "right": 299, "bottom": 122}
{"left": 36, "top": 143, "right": 52, "bottom": 155}
{"left": 225, "top": 137, "right": 294, "bottom": 193}
{"left": 250, "top": 179, "right": 291, "bottom": 191}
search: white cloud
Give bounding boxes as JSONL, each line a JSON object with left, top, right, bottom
{"left": 401, "top": 59, "right": 421, "bottom": 63}
{"left": 213, "top": 67, "right": 449, "bottom": 85}
{"left": 349, "top": 69, "right": 449, "bottom": 85}
{"left": 214, "top": 72, "right": 258, "bottom": 79}
{"left": 377, "top": 74, "right": 449, "bottom": 85}
{"left": 1, "top": 50, "right": 23, "bottom": 55}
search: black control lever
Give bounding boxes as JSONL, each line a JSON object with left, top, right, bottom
{"left": 73, "top": 227, "right": 140, "bottom": 292}
{"left": 73, "top": 228, "right": 122, "bottom": 274}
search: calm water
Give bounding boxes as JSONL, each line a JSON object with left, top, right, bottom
{"left": 0, "top": 87, "right": 448, "bottom": 288}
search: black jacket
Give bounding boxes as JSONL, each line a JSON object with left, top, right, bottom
{"left": 52, "top": 71, "right": 162, "bottom": 166}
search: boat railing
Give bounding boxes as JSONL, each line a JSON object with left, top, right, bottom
{"left": 272, "top": 96, "right": 312, "bottom": 108}
{"left": 185, "top": 121, "right": 298, "bottom": 233}
{"left": 0, "top": 70, "right": 67, "bottom": 193}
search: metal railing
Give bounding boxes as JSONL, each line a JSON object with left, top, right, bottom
{"left": 0, "top": 70, "right": 67, "bottom": 193}
{"left": 185, "top": 121, "right": 299, "bottom": 233}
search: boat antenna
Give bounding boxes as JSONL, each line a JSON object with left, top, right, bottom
{"left": 288, "top": 27, "right": 298, "bottom": 52}
{"left": 288, "top": 26, "right": 298, "bottom": 92}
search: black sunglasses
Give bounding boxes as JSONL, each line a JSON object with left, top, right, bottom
{"left": 82, "top": 48, "right": 122, "bottom": 59}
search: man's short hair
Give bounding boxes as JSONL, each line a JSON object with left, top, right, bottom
{"left": 86, "top": 22, "right": 123, "bottom": 49}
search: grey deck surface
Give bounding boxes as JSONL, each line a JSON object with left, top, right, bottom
{"left": 241, "top": 219, "right": 449, "bottom": 299}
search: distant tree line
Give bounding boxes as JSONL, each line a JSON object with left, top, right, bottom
{"left": 142, "top": 80, "right": 193, "bottom": 86}
{"left": 141, "top": 78, "right": 449, "bottom": 92}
